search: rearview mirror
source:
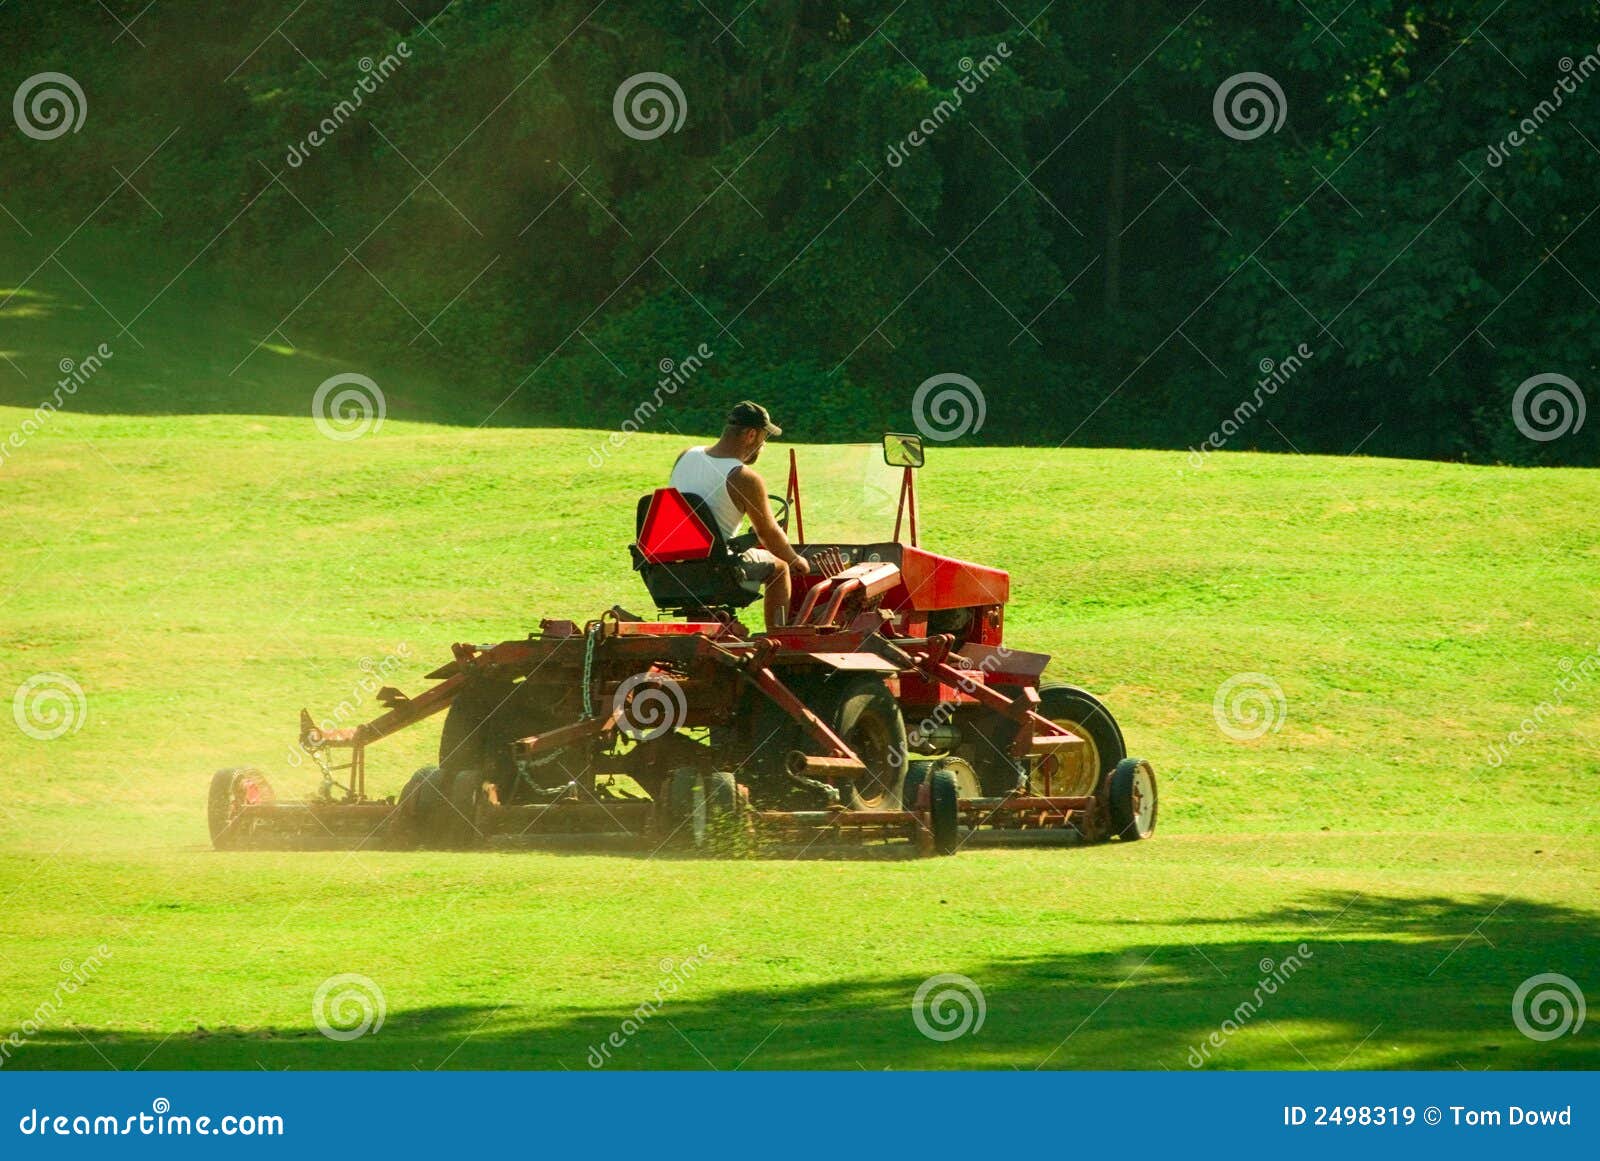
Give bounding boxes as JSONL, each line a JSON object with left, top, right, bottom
{"left": 883, "top": 432, "right": 925, "bottom": 469}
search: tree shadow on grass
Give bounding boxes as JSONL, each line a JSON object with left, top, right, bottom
{"left": 14, "top": 893, "right": 1597, "bottom": 1071}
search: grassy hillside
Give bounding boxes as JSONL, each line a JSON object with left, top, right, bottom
{"left": 2, "top": 261, "right": 1597, "bottom": 1069}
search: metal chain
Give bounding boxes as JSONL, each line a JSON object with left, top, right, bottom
{"left": 580, "top": 622, "right": 599, "bottom": 719}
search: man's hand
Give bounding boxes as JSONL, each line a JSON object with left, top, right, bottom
{"left": 788, "top": 553, "right": 811, "bottom": 577}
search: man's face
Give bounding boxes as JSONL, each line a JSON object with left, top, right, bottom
{"left": 742, "top": 429, "right": 767, "bottom": 464}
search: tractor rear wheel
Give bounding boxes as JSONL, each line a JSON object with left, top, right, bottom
{"left": 439, "top": 677, "right": 572, "bottom": 803}
{"left": 823, "top": 675, "right": 908, "bottom": 810}
{"left": 1107, "top": 757, "right": 1158, "bottom": 840}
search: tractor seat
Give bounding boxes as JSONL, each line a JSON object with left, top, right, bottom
{"left": 630, "top": 488, "right": 761, "bottom": 614}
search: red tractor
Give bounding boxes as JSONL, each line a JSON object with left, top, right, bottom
{"left": 208, "top": 434, "right": 1157, "bottom": 855}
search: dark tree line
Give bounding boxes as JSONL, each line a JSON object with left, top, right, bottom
{"left": 3, "top": 1, "right": 1596, "bottom": 463}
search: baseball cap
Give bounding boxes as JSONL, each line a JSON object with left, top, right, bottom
{"left": 727, "top": 400, "right": 781, "bottom": 436}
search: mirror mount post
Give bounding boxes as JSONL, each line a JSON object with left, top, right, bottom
{"left": 892, "top": 464, "right": 917, "bottom": 547}
{"left": 786, "top": 447, "right": 805, "bottom": 544}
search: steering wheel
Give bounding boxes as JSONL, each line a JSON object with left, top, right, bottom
{"left": 768, "top": 493, "right": 790, "bottom": 532}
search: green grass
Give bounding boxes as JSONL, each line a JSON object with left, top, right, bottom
{"left": 1, "top": 259, "right": 1597, "bottom": 1070}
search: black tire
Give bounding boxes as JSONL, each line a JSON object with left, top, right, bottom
{"left": 1108, "top": 757, "right": 1158, "bottom": 841}
{"left": 207, "top": 767, "right": 260, "bottom": 850}
{"left": 667, "top": 767, "right": 707, "bottom": 847}
{"left": 929, "top": 765, "right": 961, "bottom": 855}
{"left": 413, "top": 765, "right": 456, "bottom": 848}
{"left": 445, "top": 769, "right": 485, "bottom": 849}
{"left": 393, "top": 765, "right": 437, "bottom": 847}
{"left": 823, "top": 675, "right": 909, "bottom": 810}
{"left": 397, "top": 765, "right": 435, "bottom": 819}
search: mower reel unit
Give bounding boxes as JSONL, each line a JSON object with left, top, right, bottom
{"left": 207, "top": 434, "right": 1158, "bottom": 856}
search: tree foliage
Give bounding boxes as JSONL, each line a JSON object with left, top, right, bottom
{"left": 2, "top": 0, "right": 1596, "bottom": 463}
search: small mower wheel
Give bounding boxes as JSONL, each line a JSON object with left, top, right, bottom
{"left": 207, "top": 767, "right": 263, "bottom": 850}
{"left": 929, "top": 765, "right": 961, "bottom": 856}
{"left": 667, "top": 767, "right": 707, "bottom": 848}
{"left": 392, "top": 765, "right": 437, "bottom": 848}
{"left": 705, "top": 770, "right": 739, "bottom": 816}
{"left": 413, "top": 766, "right": 456, "bottom": 848}
{"left": 445, "top": 769, "right": 485, "bottom": 849}
{"left": 1108, "top": 757, "right": 1158, "bottom": 841}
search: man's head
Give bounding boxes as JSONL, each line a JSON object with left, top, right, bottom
{"left": 721, "top": 400, "right": 781, "bottom": 464}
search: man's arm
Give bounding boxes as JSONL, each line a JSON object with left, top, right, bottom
{"left": 727, "top": 466, "right": 810, "bottom": 574}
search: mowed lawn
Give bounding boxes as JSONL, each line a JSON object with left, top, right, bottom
{"left": 1, "top": 395, "right": 1597, "bottom": 1069}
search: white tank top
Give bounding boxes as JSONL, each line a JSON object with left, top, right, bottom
{"left": 670, "top": 447, "right": 745, "bottom": 540}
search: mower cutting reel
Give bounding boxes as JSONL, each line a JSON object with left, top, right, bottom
{"left": 206, "top": 434, "right": 1159, "bottom": 855}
